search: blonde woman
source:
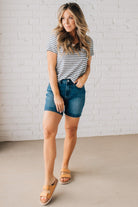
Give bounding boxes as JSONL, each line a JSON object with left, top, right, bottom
{"left": 40, "top": 2, "right": 94, "bottom": 205}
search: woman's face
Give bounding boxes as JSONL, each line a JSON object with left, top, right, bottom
{"left": 61, "top": 9, "right": 76, "bottom": 34}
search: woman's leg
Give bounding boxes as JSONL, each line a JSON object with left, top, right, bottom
{"left": 60, "top": 114, "right": 80, "bottom": 182}
{"left": 43, "top": 111, "right": 62, "bottom": 184}
{"left": 41, "top": 111, "right": 62, "bottom": 203}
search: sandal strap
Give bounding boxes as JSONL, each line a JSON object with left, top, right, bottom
{"left": 60, "top": 168, "right": 71, "bottom": 179}
{"left": 60, "top": 173, "right": 71, "bottom": 178}
{"left": 60, "top": 168, "right": 71, "bottom": 173}
{"left": 40, "top": 190, "right": 50, "bottom": 197}
{"left": 40, "top": 178, "right": 58, "bottom": 198}
{"left": 40, "top": 185, "right": 51, "bottom": 197}
{"left": 43, "top": 185, "right": 50, "bottom": 190}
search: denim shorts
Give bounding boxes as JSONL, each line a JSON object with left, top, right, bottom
{"left": 44, "top": 79, "right": 86, "bottom": 117}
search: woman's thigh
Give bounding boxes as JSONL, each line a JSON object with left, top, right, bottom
{"left": 65, "top": 114, "right": 80, "bottom": 136}
{"left": 43, "top": 111, "right": 62, "bottom": 134}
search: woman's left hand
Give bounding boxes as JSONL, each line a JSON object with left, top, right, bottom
{"left": 74, "top": 74, "right": 87, "bottom": 88}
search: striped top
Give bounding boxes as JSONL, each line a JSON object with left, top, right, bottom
{"left": 46, "top": 33, "right": 94, "bottom": 83}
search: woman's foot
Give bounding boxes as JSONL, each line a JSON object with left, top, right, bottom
{"left": 40, "top": 177, "right": 58, "bottom": 205}
{"left": 59, "top": 168, "right": 71, "bottom": 184}
{"left": 60, "top": 177, "right": 70, "bottom": 183}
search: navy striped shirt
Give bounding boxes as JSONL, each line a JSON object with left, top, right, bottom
{"left": 46, "top": 33, "right": 94, "bottom": 82}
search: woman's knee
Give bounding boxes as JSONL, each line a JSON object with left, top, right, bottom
{"left": 43, "top": 126, "right": 57, "bottom": 140}
{"left": 65, "top": 126, "right": 78, "bottom": 139}
{"left": 42, "top": 111, "right": 62, "bottom": 140}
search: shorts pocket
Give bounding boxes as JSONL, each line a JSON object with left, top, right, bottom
{"left": 74, "top": 83, "right": 85, "bottom": 91}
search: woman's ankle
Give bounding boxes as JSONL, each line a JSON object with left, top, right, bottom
{"left": 44, "top": 175, "right": 56, "bottom": 186}
{"left": 61, "top": 164, "right": 69, "bottom": 169}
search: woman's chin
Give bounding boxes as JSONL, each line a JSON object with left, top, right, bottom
{"left": 64, "top": 27, "right": 73, "bottom": 32}
{"left": 65, "top": 29, "right": 72, "bottom": 32}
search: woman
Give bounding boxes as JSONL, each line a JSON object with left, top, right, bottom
{"left": 40, "top": 2, "right": 94, "bottom": 205}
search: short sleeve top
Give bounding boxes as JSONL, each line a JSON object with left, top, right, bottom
{"left": 46, "top": 33, "right": 94, "bottom": 82}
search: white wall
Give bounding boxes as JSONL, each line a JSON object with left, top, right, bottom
{"left": 0, "top": 0, "right": 138, "bottom": 141}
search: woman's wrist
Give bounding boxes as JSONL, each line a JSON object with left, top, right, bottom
{"left": 54, "top": 92, "right": 61, "bottom": 98}
{"left": 49, "top": 81, "right": 60, "bottom": 97}
{"left": 82, "top": 73, "right": 88, "bottom": 83}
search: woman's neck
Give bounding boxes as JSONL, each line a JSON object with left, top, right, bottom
{"left": 70, "top": 29, "right": 77, "bottom": 38}
{"left": 70, "top": 31, "right": 78, "bottom": 44}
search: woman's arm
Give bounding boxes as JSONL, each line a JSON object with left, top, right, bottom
{"left": 74, "top": 56, "right": 92, "bottom": 88}
{"left": 47, "top": 51, "right": 64, "bottom": 113}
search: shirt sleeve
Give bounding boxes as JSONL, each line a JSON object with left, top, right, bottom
{"left": 46, "top": 33, "right": 57, "bottom": 54}
{"left": 87, "top": 36, "right": 94, "bottom": 56}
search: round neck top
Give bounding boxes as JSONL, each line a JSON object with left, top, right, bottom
{"left": 46, "top": 33, "right": 94, "bottom": 83}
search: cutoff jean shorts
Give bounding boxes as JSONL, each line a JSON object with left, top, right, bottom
{"left": 44, "top": 79, "right": 86, "bottom": 118}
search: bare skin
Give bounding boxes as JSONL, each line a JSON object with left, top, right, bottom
{"left": 60, "top": 114, "right": 80, "bottom": 182}
{"left": 61, "top": 9, "right": 76, "bottom": 36}
{"left": 41, "top": 111, "right": 80, "bottom": 203}
{"left": 40, "top": 8, "right": 92, "bottom": 204}
{"left": 43, "top": 111, "right": 62, "bottom": 186}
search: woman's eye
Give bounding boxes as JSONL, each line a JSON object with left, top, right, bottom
{"left": 61, "top": 16, "right": 73, "bottom": 21}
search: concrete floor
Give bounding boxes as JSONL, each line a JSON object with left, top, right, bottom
{"left": 0, "top": 134, "right": 138, "bottom": 207}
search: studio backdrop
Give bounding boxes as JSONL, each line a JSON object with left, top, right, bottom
{"left": 0, "top": 0, "right": 137, "bottom": 141}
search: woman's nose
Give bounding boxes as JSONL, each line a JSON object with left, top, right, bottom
{"left": 65, "top": 19, "right": 69, "bottom": 24}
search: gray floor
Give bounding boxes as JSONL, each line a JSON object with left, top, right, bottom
{"left": 0, "top": 134, "right": 138, "bottom": 207}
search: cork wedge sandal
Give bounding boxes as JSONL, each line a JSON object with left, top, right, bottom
{"left": 40, "top": 178, "right": 58, "bottom": 206}
{"left": 59, "top": 168, "right": 72, "bottom": 185}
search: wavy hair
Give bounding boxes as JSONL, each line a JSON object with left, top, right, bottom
{"left": 53, "top": 2, "right": 91, "bottom": 57}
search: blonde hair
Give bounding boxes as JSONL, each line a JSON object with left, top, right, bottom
{"left": 53, "top": 2, "right": 91, "bottom": 57}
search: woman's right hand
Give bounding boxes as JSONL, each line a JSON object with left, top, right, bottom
{"left": 54, "top": 95, "right": 64, "bottom": 113}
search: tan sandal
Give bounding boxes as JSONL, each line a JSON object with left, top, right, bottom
{"left": 59, "top": 168, "right": 72, "bottom": 185}
{"left": 40, "top": 178, "right": 58, "bottom": 206}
